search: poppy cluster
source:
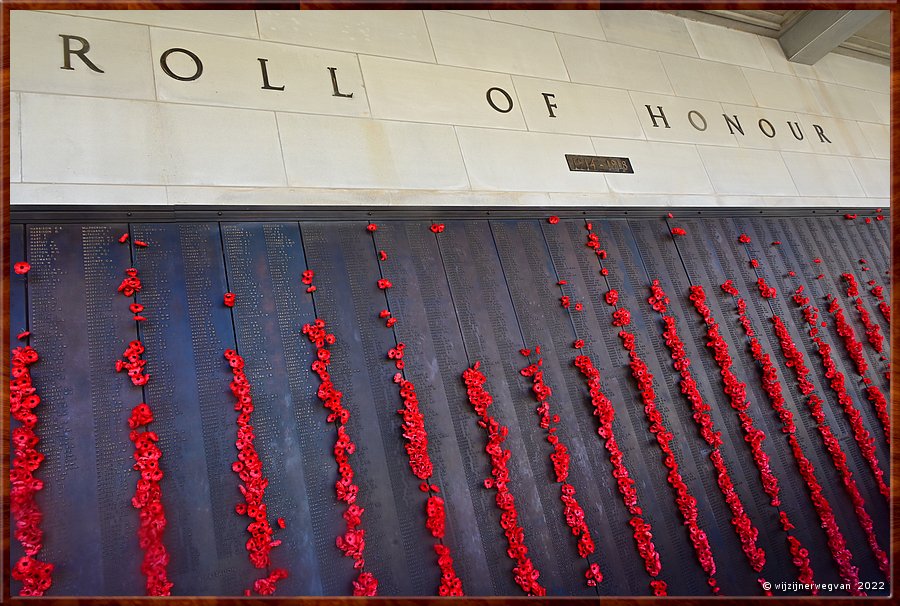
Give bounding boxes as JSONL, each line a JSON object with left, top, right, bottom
{"left": 377, "top": 279, "right": 393, "bottom": 290}
{"left": 619, "top": 320, "right": 726, "bottom": 588}
{"left": 301, "top": 319, "right": 378, "bottom": 596}
{"left": 520, "top": 359, "right": 598, "bottom": 583}
{"left": 611, "top": 308, "right": 631, "bottom": 327}
{"left": 130, "top": 303, "right": 147, "bottom": 323}
{"left": 462, "top": 362, "right": 546, "bottom": 596}
{"left": 424, "top": 495, "right": 464, "bottom": 596}
{"left": 769, "top": 315, "right": 887, "bottom": 579}
{"left": 301, "top": 270, "right": 316, "bottom": 293}
{"left": 116, "top": 340, "right": 150, "bottom": 386}
{"left": 378, "top": 309, "right": 398, "bottom": 328}
{"left": 865, "top": 280, "right": 891, "bottom": 325}
{"left": 252, "top": 569, "right": 289, "bottom": 596}
{"left": 573, "top": 354, "right": 666, "bottom": 595}
{"left": 723, "top": 283, "right": 852, "bottom": 592}
{"left": 738, "top": 234, "right": 752, "bottom": 244}
{"left": 793, "top": 295, "right": 888, "bottom": 499}
{"left": 127, "top": 403, "right": 174, "bottom": 596}
{"left": 756, "top": 278, "right": 777, "bottom": 299}
{"left": 605, "top": 289, "right": 618, "bottom": 306}
{"left": 118, "top": 267, "right": 143, "bottom": 297}
{"left": 375, "top": 231, "right": 463, "bottom": 597}
{"left": 823, "top": 297, "right": 890, "bottom": 443}
{"left": 10, "top": 346, "right": 53, "bottom": 596}
{"left": 222, "top": 350, "right": 289, "bottom": 594}
{"left": 855, "top": 301, "right": 883, "bottom": 354}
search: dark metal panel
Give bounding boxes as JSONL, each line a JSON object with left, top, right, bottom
{"left": 488, "top": 219, "right": 600, "bottom": 597}
{"left": 369, "top": 221, "right": 493, "bottom": 596}
{"left": 26, "top": 224, "right": 141, "bottom": 595}
{"left": 581, "top": 218, "right": 721, "bottom": 596}
{"left": 220, "top": 222, "right": 334, "bottom": 596}
{"left": 620, "top": 219, "right": 762, "bottom": 594}
{"left": 818, "top": 216, "right": 890, "bottom": 388}
{"left": 436, "top": 220, "right": 564, "bottom": 596}
{"left": 664, "top": 216, "right": 842, "bottom": 588}
{"left": 128, "top": 222, "right": 243, "bottom": 595}
{"left": 765, "top": 217, "right": 889, "bottom": 498}
{"left": 735, "top": 217, "right": 888, "bottom": 592}
{"left": 539, "top": 218, "right": 679, "bottom": 596}
{"left": 299, "top": 221, "right": 436, "bottom": 596}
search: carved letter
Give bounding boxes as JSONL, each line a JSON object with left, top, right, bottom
{"left": 758, "top": 118, "right": 776, "bottom": 138}
{"left": 160, "top": 48, "right": 203, "bottom": 81}
{"left": 328, "top": 67, "right": 353, "bottom": 98}
{"left": 813, "top": 124, "right": 831, "bottom": 143}
{"left": 645, "top": 105, "right": 670, "bottom": 128}
{"left": 541, "top": 93, "right": 558, "bottom": 118}
{"left": 787, "top": 121, "right": 804, "bottom": 141}
{"left": 723, "top": 114, "right": 744, "bottom": 135}
{"left": 687, "top": 110, "right": 707, "bottom": 131}
{"left": 258, "top": 58, "right": 284, "bottom": 91}
{"left": 59, "top": 34, "right": 104, "bottom": 73}
{"left": 486, "top": 87, "right": 514, "bottom": 113}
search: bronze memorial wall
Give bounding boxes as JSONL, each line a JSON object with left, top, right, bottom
{"left": 8, "top": 209, "right": 890, "bottom": 597}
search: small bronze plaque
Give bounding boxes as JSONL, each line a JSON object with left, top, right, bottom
{"left": 565, "top": 154, "right": 633, "bottom": 173}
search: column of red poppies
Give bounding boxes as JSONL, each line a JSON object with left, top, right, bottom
{"left": 720, "top": 280, "right": 858, "bottom": 593}
{"left": 10, "top": 342, "right": 53, "bottom": 596}
{"left": 766, "top": 310, "right": 888, "bottom": 581}
{"left": 792, "top": 287, "right": 889, "bottom": 498}
{"left": 683, "top": 282, "right": 814, "bottom": 588}
{"left": 646, "top": 280, "right": 771, "bottom": 584}
{"left": 583, "top": 222, "right": 723, "bottom": 595}
{"left": 113, "top": 260, "right": 173, "bottom": 596}
{"left": 841, "top": 274, "right": 884, "bottom": 354}
{"left": 836, "top": 275, "right": 890, "bottom": 440}
{"left": 863, "top": 277, "right": 890, "bottom": 327}
{"left": 222, "top": 349, "right": 289, "bottom": 596}
{"left": 572, "top": 353, "right": 667, "bottom": 596}
{"left": 365, "top": 221, "right": 463, "bottom": 596}
{"left": 302, "top": 318, "right": 378, "bottom": 596}
{"left": 461, "top": 361, "right": 546, "bottom": 596}
{"left": 519, "top": 352, "right": 602, "bottom": 588}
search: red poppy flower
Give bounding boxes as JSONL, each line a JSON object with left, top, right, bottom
{"left": 134, "top": 240, "right": 148, "bottom": 247}
{"left": 430, "top": 223, "right": 445, "bottom": 233}
{"left": 134, "top": 315, "right": 147, "bottom": 322}
{"left": 573, "top": 339, "right": 584, "bottom": 349}
{"left": 306, "top": 286, "right": 317, "bottom": 293}
{"left": 670, "top": 227, "right": 686, "bottom": 236}
{"left": 574, "top": 302, "right": 583, "bottom": 312}
{"left": 379, "top": 250, "right": 388, "bottom": 261}
{"left": 301, "top": 270, "right": 315, "bottom": 285}
{"left": 385, "top": 318, "right": 397, "bottom": 327}
{"left": 788, "top": 271, "right": 796, "bottom": 277}
{"left": 277, "top": 518, "right": 285, "bottom": 529}
{"left": 557, "top": 280, "right": 567, "bottom": 285}
{"left": 547, "top": 216, "right": 559, "bottom": 224}
{"left": 750, "top": 259, "right": 760, "bottom": 268}
{"left": 772, "top": 241, "right": 781, "bottom": 245}
{"left": 519, "top": 349, "right": 531, "bottom": 357}
{"left": 130, "top": 303, "right": 145, "bottom": 314}
{"left": 224, "top": 292, "right": 235, "bottom": 307}
{"left": 366, "top": 223, "right": 377, "bottom": 232}
{"left": 377, "top": 279, "right": 392, "bottom": 290}
{"left": 14, "top": 262, "right": 30, "bottom": 275}
{"left": 611, "top": 308, "right": 631, "bottom": 326}
{"left": 666, "top": 212, "right": 674, "bottom": 218}
{"left": 876, "top": 215, "right": 884, "bottom": 221}
{"left": 605, "top": 289, "right": 619, "bottom": 306}
{"left": 844, "top": 214, "right": 857, "bottom": 220}
{"left": 865, "top": 217, "right": 872, "bottom": 224}
{"left": 17, "top": 331, "right": 30, "bottom": 340}
{"left": 816, "top": 274, "right": 824, "bottom": 280}
{"left": 600, "top": 268, "right": 609, "bottom": 276}
{"left": 738, "top": 234, "right": 751, "bottom": 244}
